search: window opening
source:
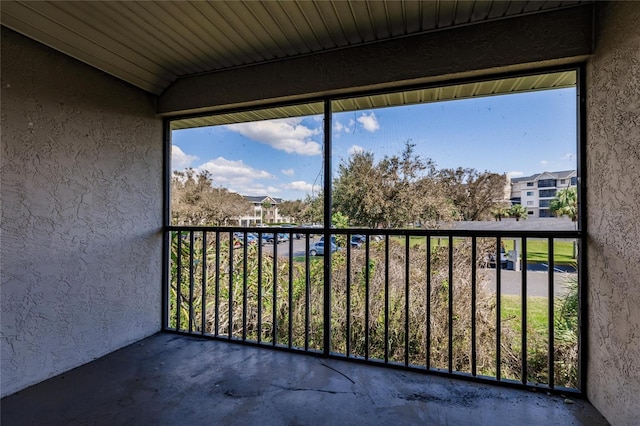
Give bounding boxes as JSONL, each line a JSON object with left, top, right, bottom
{"left": 165, "top": 68, "right": 582, "bottom": 392}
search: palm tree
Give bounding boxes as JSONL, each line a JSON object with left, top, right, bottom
{"left": 491, "top": 204, "right": 511, "bottom": 221}
{"left": 550, "top": 187, "right": 578, "bottom": 221}
{"left": 261, "top": 199, "right": 273, "bottom": 224}
{"left": 509, "top": 204, "right": 528, "bottom": 221}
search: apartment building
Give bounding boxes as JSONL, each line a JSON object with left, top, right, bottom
{"left": 510, "top": 170, "right": 577, "bottom": 217}
{"left": 239, "top": 195, "right": 290, "bottom": 226}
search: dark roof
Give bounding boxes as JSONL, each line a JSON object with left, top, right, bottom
{"left": 511, "top": 170, "right": 576, "bottom": 183}
{"left": 244, "top": 195, "right": 283, "bottom": 204}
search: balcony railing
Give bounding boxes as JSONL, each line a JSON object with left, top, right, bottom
{"left": 164, "top": 226, "right": 582, "bottom": 394}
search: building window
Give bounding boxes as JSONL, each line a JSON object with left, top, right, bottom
{"left": 539, "top": 189, "right": 557, "bottom": 198}
{"left": 538, "top": 179, "right": 557, "bottom": 188}
{"left": 571, "top": 176, "right": 577, "bottom": 186}
{"left": 539, "top": 199, "right": 552, "bottom": 207}
{"left": 527, "top": 201, "right": 534, "bottom": 206}
{"left": 528, "top": 210, "right": 534, "bottom": 215}
{"left": 527, "top": 182, "right": 534, "bottom": 187}
{"left": 560, "top": 179, "right": 566, "bottom": 184}
{"left": 526, "top": 191, "right": 534, "bottom": 196}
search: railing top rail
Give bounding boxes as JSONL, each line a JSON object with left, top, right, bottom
{"left": 165, "top": 225, "right": 581, "bottom": 238}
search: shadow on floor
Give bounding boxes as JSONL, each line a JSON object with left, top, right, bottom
{"left": 1, "top": 333, "right": 608, "bottom": 426}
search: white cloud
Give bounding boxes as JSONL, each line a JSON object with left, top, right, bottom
{"left": 197, "top": 157, "right": 274, "bottom": 192}
{"left": 560, "top": 152, "right": 574, "bottom": 161}
{"left": 283, "top": 180, "right": 320, "bottom": 194}
{"left": 227, "top": 118, "right": 321, "bottom": 155}
{"left": 334, "top": 118, "right": 355, "bottom": 134}
{"left": 281, "top": 168, "right": 295, "bottom": 176}
{"left": 236, "top": 184, "right": 281, "bottom": 196}
{"left": 348, "top": 144, "right": 365, "bottom": 156}
{"left": 507, "top": 171, "right": 524, "bottom": 178}
{"left": 172, "top": 145, "right": 198, "bottom": 169}
{"left": 357, "top": 112, "right": 380, "bottom": 132}
{"left": 540, "top": 160, "right": 549, "bottom": 166}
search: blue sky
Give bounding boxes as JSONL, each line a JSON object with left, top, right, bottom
{"left": 172, "top": 87, "right": 577, "bottom": 201}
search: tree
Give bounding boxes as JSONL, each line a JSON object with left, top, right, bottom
{"left": 261, "top": 199, "right": 274, "bottom": 223}
{"left": 491, "top": 203, "right": 511, "bottom": 221}
{"left": 299, "top": 192, "right": 324, "bottom": 225}
{"left": 332, "top": 142, "right": 455, "bottom": 228}
{"left": 438, "top": 168, "right": 509, "bottom": 221}
{"left": 278, "top": 199, "right": 305, "bottom": 223}
{"left": 550, "top": 187, "right": 578, "bottom": 221}
{"left": 332, "top": 150, "right": 386, "bottom": 228}
{"left": 508, "top": 204, "right": 528, "bottom": 221}
{"left": 376, "top": 142, "right": 442, "bottom": 227}
{"left": 171, "top": 169, "right": 252, "bottom": 226}
{"left": 331, "top": 211, "right": 349, "bottom": 229}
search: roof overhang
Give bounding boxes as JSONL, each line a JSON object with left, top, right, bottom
{"left": 160, "top": 5, "right": 592, "bottom": 119}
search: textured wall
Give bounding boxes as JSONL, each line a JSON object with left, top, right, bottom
{"left": 0, "top": 28, "right": 163, "bottom": 397}
{"left": 586, "top": 3, "right": 640, "bottom": 424}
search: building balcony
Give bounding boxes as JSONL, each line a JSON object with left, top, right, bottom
{"left": 167, "top": 226, "right": 586, "bottom": 393}
{"left": 1, "top": 332, "right": 607, "bottom": 425}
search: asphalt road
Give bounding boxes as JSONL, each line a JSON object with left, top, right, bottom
{"left": 260, "top": 238, "right": 574, "bottom": 298}
{"left": 480, "top": 269, "right": 574, "bottom": 297}
{"left": 260, "top": 235, "right": 319, "bottom": 258}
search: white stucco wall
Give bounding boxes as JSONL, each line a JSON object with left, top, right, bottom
{"left": 586, "top": 3, "right": 640, "bottom": 424}
{"left": 1, "top": 28, "right": 163, "bottom": 397}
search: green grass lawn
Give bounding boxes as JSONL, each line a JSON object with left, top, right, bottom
{"left": 501, "top": 295, "right": 549, "bottom": 334}
{"left": 397, "top": 236, "right": 576, "bottom": 265}
{"left": 503, "top": 239, "right": 576, "bottom": 264}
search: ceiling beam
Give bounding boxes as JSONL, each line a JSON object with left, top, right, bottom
{"left": 158, "top": 5, "right": 593, "bottom": 117}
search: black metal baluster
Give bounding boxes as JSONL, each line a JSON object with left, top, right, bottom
{"left": 448, "top": 235, "right": 453, "bottom": 373}
{"left": 243, "top": 232, "right": 248, "bottom": 341}
{"left": 365, "top": 237, "right": 370, "bottom": 360}
{"left": 471, "top": 236, "right": 477, "bottom": 376}
{"left": 257, "top": 233, "right": 263, "bottom": 344}
{"left": 496, "top": 237, "right": 502, "bottom": 381}
{"left": 288, "top": 234, "right": 294, "bottom": 348}
{"left": 548, "top": 238, "right": 555, "bottom": 388}
{"left": 384, "top": 235, "right": 390, "bottom": 364}
{"left": 305, "top": 234, "right": 310, "bottom": 351}
{"left": 273, "top": 236, "right": 278, "bottom": 346}
{"left": 346, "top": 236, "right": 352, "bottom": 357}
{"left": 201, "top": 232, "right": 207, "bottom": 335}
{"left": 229, "top": 232, "right": 234, "bottom": 339}
{"left": 426, "top": 235, "right": 432, "bottom": 370}
{"left": 189, "top": 231, "right": 195, "bottom": 333}
{"left": 215, "top": 231, "right": 220, "bottom": 337}
{"left": 521, "top": 238, "right": 528, "bottom": 384}
{"left": 176, "top": 231, "right": 182, "bottom": 331}
{"left": 405, "top": 235, "right": 410, "bottom": 367}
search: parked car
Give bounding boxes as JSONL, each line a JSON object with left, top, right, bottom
{"left": 319, "top": 235, "right": 337, "bottom": 244}
{"left": 351, "top": 235, "right": 366, "bottom": 244}
{"left": 233, "top": 232, "right": 257, "bottom": 246}
{"left": 277, "top": 233, "right": 289, "bottom": 243}
{"left": 280, "top": 224, "right": 302, "bottom": 239}
{"left": 309, "top": 241, "right": 337, "bottom": 256}
{"left": 261, "top": 233, "right": 275, "bottom": 244}
{"left": 350, "top": 236, "right": 364, "bottom": 248}
{"left": 485, "top": 247, "right": 508, "bottom": 269}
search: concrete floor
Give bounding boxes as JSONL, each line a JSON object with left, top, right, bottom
{"left": 2, "top": 333, "right": 608, "bottom": 426}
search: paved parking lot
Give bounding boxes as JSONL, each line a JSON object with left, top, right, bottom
{"left": 260, "top": 237, "right": 573, "bottom": 298}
